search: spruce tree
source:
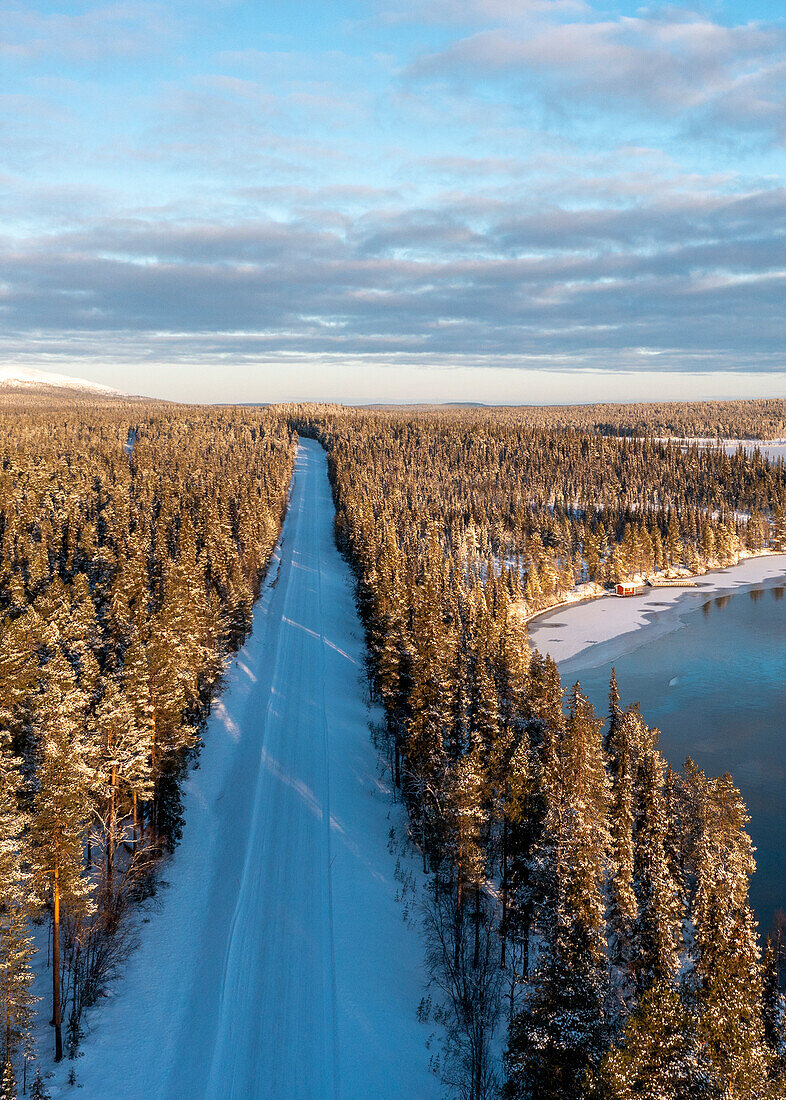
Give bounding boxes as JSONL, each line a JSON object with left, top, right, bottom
{"left": 30, "top": 651, "right": 94, "bottom": 1062}
{"left": 505, "top": 685, "right": 609, "bottom": 1100}
{"left": 0, "top": 734, "right": 36, "bottom": 1069}
{"left": 592, "top": 980, "right": 708, "bottom": 1100}
{"left": 468, "top": 635, "right": 501, "bottom": 767}
{"left": 630, "top": 749, "right": 683, "bottom": 997}
{"left": 404, "top": 569, "right": 448, "bottom": 868}
{"left": 606, "top": 710, "right": 638, "bottom": 1028}
{"left": 762, "top": 937, "right": 785, "bottom": 1066}
{"left": 29, "top": 1065, "right": 49, "bottom": 1100}
{"left": 442, "top": 748, "right": 487, "bottom": 966}
{"left": 687, "top": 772, "right": 772, "bottom": 1096}
{"left": 0, "top": 1058, "right": 16, "bottom": 1100}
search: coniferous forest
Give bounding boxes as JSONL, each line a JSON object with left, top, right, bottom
{"left": 2, "top": 395, "right": 786, "bottom": 1097}
{"left": 0, "top": 396, "right": 294, "bottom": 1091}
{"left": 290, "top": 402, "right": 786, "bottom": 1100}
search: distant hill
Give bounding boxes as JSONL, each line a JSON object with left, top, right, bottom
{"left": 0, "top": 367, "right": 128, "bottom": 399}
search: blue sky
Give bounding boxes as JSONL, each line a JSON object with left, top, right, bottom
{"left": 1, "top": 0, "right": 785, "bottom": 402}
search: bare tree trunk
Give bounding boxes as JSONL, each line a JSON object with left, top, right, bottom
{"left": 455, "top": 866, "right": 463, "bottom": 970}
{"left": 474, "top": 1023, "right": 483, "bottom": 1100}
{"left": 501, "top": 815, "right": 508, "bottom": 968}
{"left": 473, "top": 885, "right": 480, "bottom": 969}
{"left": 53, "top": 869, "right": 63, "bottom": 1062}
{"left": 106, "top": 764, "right": 117, "bottom": 895}
{"left": 151, "top": 707, "right": 159, "bottom": 852}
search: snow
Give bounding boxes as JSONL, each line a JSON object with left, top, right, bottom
{"left": 53, "top": 438, "right": 438, "bottom": 1099}
{"left": 528, "top": 553, "right": 786, "bottom": 675}
{"left": 653, "top": 436, "right": 786, "bottom": 465}
{"left": 0, "top": 367, "right": 121, "bottom": 394}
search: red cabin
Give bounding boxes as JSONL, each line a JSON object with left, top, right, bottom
{"left": 616, "top": 582, "right": 637, "bottom": 597}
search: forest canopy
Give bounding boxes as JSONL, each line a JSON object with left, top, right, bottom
{"left": 1, "top": 394, "right": 785, "bottom": 1099}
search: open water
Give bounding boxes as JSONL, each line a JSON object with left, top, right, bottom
{"left": 570, "top": 584, "right": 786, "bottom": 938}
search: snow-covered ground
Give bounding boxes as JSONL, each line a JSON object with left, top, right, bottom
{"left": 0, "top": 367, "right": 122, "bottom": 395}
{"left": 55, "top": 438, "right": 438, "bottom": 1099}
{"left": 528, "top": 553, "right": 786, "bottom": 675}
{"left": 654, "top": 436, "right": 786, "bottom": 464}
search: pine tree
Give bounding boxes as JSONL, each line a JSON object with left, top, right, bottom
{"left": 30, "top": 651, "right": 94, "bottom": 1062}
{"left": 119, "top": 639, "right": 156, "bottom": 845}
{"left": 0, "top": 734, "right": 37, "bottom": 1069}
{"left": 505, "top": 685, "right": 609, "bottom": 1100}
{"left": 94, "top": 676, "right": 152, "bottom": 893}
{"left": 29, "top": 1064, "right": 49, "bottom": 1100}
{"left": 447, "top": 631, "right": 471, "bottom": 761}
{"left": 687, "top": 772, "right": 773, "bottom": 1096}
{"left": 487, "top": 710, "right": 532, "bottom": 969}
{"left": 762, "top": 937, "right": 785, "bottom": 1065}
{"left": 404, "top": 569, "right": 449, "bottom": 868}
{"left": 605, "top": 668, "right": 622, "bottom": 753}
{"left": 592, "top": 980, "right": 708, "bottom": 1100}
{"left": 605, "top": 710, "right": 637, "bottom": 1029}
{"left": 442, "top": 749, "right": 487, "bottom": 965}
{"left": 0, "top": 1058, "right": 16, "bottom": 1100}
{"left": 468, "top": 635, "right": 501, "bottom": 767}
{"left": 493, "top": 604, "right": 529, "bottom": 735}
{"left": 630, "top": 749, "right": 682, "bottom": 998}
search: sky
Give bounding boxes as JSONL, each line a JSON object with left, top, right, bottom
{"left": 1, "top": 0, "right": 785, "bottom": 404}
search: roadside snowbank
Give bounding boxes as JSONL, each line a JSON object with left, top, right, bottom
{"left": 528, "top": 553, "right": 786, "bottom": 676}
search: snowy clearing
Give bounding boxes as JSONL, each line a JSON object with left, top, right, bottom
{"left": 528, "top": 553, "right": 786, "bottom": 674}
{"left": 56, "top": 438, "right": 438, "bottom": 1099}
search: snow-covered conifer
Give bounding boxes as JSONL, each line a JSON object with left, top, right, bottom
{"left": 0, "top": 1058, "right": 16, "bottom": 1100}
{"left": 630, "top": 749, "right": 683, "bottom": 997}
{"left": 687, "top": 771, "right": 773, "bottom": 1095}
{"left": 505, "top": 685, "right": 609, "bottom": 1099}
{"left": 0, "top": 734, "right": 37, "bottom": 1069}
{"left": 30, "top": 651, "right": 94, "bottom": 1062}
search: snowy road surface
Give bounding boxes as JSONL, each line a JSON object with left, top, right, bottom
{"left": 70, "top": 439, "right": 439, "bottom": 1100}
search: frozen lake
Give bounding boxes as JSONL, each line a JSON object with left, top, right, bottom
{"left": 567, "top": 583, "right": 786, "bottom": 939}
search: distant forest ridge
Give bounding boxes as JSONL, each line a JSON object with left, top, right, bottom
{"left": 357, "top": 398, "right": 786, "bottom": 441}
{"left": 5, "top": 387, "right": 786, "bottom": 440}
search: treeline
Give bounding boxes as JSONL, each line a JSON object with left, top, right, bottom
{"left": 288, "top": 405, "right": 786, "bottom": 620}
{"left": 290, "top": 406, "right": 786, "bottom": 1099}
{"left": 380, "top": 398, "right": 786, "bottom": 440}
{"left": 0, "top": 401, "right": 293, "bottom": 1092}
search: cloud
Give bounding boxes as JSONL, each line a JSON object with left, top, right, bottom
{"left": 378, "top": 0, "right": 589, "bottom": 29}
{"left": 0, "top": 3, "right": 173, "bottom": 63}
{"left": 3, "top": 0, "right": 785, "bottom": 384}
{"left": 1, "top": 179, "right": 784, "bottom": 370}
{"left": 406, "top": 9, "right": 786, "bottom": 140}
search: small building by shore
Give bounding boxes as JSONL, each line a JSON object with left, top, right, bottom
{"left": 616, "top": 582, "right": 638, "bottom": 597}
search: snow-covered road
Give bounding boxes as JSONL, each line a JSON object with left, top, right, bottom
{"left": 69, "top": 439, "right": 439, "bottom": 1100}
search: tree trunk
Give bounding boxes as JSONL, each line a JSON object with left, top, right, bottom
{"left": 106, "top": 764, "right": 117, "bottom": 894}
{"left": 473, "top": 885, "right": 480, "bottom": 969}
{"left": 455, "top": 864, "right": 463, "bottom": 970}
{"left": 151, "top": 707, "right": 158, "bottom": 850}
{"left": 474, "top": 1024, "right": 483, "bottom": 1100}
{"left": 501, "top": 814, "right": 508, "bottom": 968}
{"left": 53, "top": 869, "right": 62, "bottom": 1062}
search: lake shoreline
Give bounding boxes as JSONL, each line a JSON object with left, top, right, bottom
{"left": 527, "top": 552, "right": 786, "bottom": 677}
